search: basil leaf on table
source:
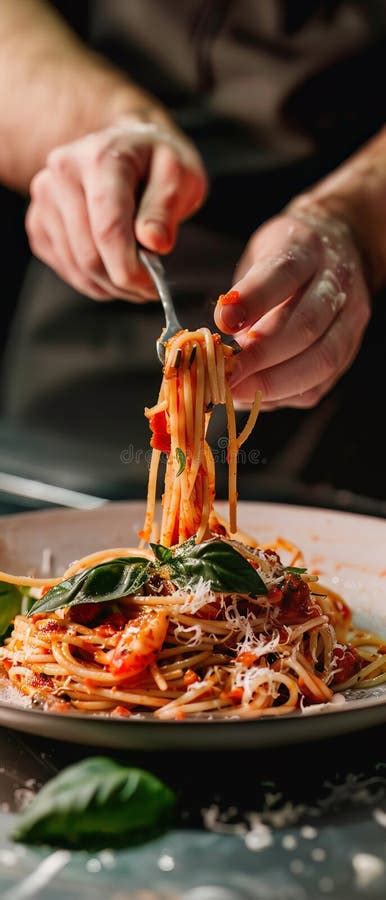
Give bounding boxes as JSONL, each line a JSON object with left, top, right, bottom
{"left": 0, "top": 583, "right": 22, "bottom": 643}
{"left": 12, "top": 757, "right": 176, "bottom": 848}
{"left": 28, "top": 558, "right": 150, "bottom": 616}
{"left": 170, "top": 538, "right": 267, "bottom": 595}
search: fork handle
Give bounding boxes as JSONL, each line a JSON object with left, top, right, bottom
{"left": 139, "top": 249, "right": 182, "bottom": 334}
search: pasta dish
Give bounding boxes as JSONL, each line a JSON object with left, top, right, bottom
{"left": 0, "top": 326, "right": 385, "bottom": 720}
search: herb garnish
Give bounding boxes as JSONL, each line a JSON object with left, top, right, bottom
{"left": 29, "top": 537, "right": 267, "bottom": 616}
{"left": 175, "top": 447, "right": 186, "bottom": 476}
{"left": 11, "top": 757, "right": 176, "bottom": 848}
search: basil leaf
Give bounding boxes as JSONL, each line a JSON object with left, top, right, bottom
{"left": 175, "top": 447, "right": 186, "bottom": 476}
{"left": 173, "top": 535, "right": 197, "bottom": 557}
{"left": 150, "top": 543, "right": 173, "bottom": 564}
{"left": 0, "top": 583, "right": 22, "bottom": 643}
{"left": 285, "top": 566, "right": 307, "bottom": 574}
{"left": 12, "top": 756, "right": 176, "bottom": 848}
{"left": 170, "top": 539, "right": 267, "bottom": 596}
{"left": 28, "top": 558, "right": 150, "bottom": 616}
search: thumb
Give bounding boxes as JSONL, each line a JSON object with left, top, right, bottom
{"left": 135, "top": 143, "right": 207, "bottom": 254}
{"left": 135, "top": 144, "right": 185, "bottom": 254}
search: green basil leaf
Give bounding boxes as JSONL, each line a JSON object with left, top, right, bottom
{"left": 0, "top": 583, "right": 22, "bottom": 642}
{"left": 173, "top": 536, "right": 197, "bottom": 557}
{"left": 12, "top": 756, "right": 176, "bottom": 848}
{"left": 28, "top": 558, "right": 150, "bottom": 616}
{"left": 175, "top": 447, "right": 186, "bottom": 476}
{"left": 285, "top": 566, "right": 307, "bottom": 574}
{"left": 170, "top": 539, "right": 267, "bottom": 595}
{"left": 150, "top": 543, "right": 173, "bottom": 564}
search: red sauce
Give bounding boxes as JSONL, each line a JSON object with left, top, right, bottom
{"left": 222, "top": 687, "right": 243, "bottom": 705}
{"left": 112, "top": 705, "right": 131, "bottom": 717}
{"left": 331, "top": 645, "right": 362, "bottom": 685}
{"left": 96, "top": 610, "right": 127, "bottom": 637}
{"left": 48, "top": 700, "right": 72, "bottom": 714}
{"left": 236, "top": 651, "right": 256, "bottom": 668}
{"left": 184, "top": 669, "right": 200, "bottom": 686}
{"left": 210, "top": 521, "right": 227, "bottom": 536}
{"left": 267, "top": 587, "right": 283, "bottom": 606}
{"left": 196, "top": 599, "right": 221, "bottom": 620}
{"left": 279, "top": 575, "right": 320, "bottom": 625}
{"left": 218, "top": 290, "right": 240, "bottom": 306}
{"left": 265, "top": 549, "right": 281, "bottom": 564}
{"left": 69, "top": 603, "right": 101, "bottom": 625}
{"left": 149, "top": 411, "right": 171, "bottom": 454}
{"left": 30, "top": 673, "right": 53, "bottom": 690}
{"left": 39, "top": 620, "right": 65, "bottom": 634}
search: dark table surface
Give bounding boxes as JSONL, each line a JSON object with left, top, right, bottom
{"left": 1, "top": 489, "right": 386, "bottom": 900}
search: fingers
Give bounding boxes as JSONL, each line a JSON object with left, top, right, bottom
{"left": 231, "top": 299, "right": 369, "bottom": 407}
{"left": 46, "top": 158, "right": 119, "bottom": 297}
{"left": 27, "top": 172, "right": 111, "bottom": 300}
{"left": 26, "top": 124, "right": 208, "bottom": 303}
{"left": 79, "top": 147, "right": 155, "bottom": 299}
{"left": 214, "top": 218, "right": 321, "bottom": 334}
{"left": 231, "top": 268, "right": 347, "bottom": 385}
{"left": 135, "top": 143, "right": 207, "bottom": 253}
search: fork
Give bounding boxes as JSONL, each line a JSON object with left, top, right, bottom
{"left": 139, "top": 248, "right": 241, "bottom": 363}
{"left": 138, "top": 249, "right": 182, "bottom": 363}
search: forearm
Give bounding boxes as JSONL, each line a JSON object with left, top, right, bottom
{"left": 288, "top": 128, "right": 386, "bottom": 291}
{"left": 0, "top": 0, "right": 171, "bottom": 192}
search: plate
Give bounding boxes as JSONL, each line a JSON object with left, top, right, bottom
{"left": 0, "top": 500, "right": 386, "bottom": 749}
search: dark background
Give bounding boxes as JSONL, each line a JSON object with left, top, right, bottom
{"left": 0, "top": 0, "right": 385, "bottom": 510}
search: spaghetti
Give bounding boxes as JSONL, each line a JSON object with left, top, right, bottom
{"left": 0, "top": 329, "right": 385, "bottom": 719}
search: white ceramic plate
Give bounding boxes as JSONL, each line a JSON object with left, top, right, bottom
{"left": 0, "top": 500, "right": 385, "bottom": 749}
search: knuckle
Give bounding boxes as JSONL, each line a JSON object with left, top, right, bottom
{"left": 82, "top": 248, "right": 103, "bottom": 274}
{"left": 273, "top": 252, "right": 300, "bottom": 282}
{"left": 317, "top": 335, "right": 340, "bottom": 376}
{"left": 245, "top": 338, "right": 264, "bottom": 371}
{"left": 149, "top": 180, "right": 180, "bottom": 214}
{"left": 296, "top": 304, "right": 321, "bottom": 343}
{"left": 307, "top": 228, "right": 323, "bottom": 258}
{"left": 30, "top": 169, "right": 49, "bottom": 199}
{"left": 111, "top": 274, "right": 130, "bottom": 292}
{"left": 93, "top": 213, "right": 127, "bottom": 243}
{"left": 47, "top": 148, "right": 71, "bottom": 176}
{"left": 83, "top": 285, "right": 108, "bottom": 301}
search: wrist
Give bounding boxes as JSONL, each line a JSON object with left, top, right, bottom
{"left": 80, "top": 55, "right": 173, "bottom": 134}
{"left": 287, "top": 131, "right": 386, "bottom": 293}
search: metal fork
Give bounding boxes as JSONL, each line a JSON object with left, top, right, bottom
{"left": 139, "top": 249, "right": 182, "bottom": 363}
{"left": 139, "top": 248, "right": 241, "bottom": 363}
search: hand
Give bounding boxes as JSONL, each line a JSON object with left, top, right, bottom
{"left": 214, "top": 207, "right": 371, "bottom": 409}
{"left": 26, "top": 119, "right": 207, "bottom": 301}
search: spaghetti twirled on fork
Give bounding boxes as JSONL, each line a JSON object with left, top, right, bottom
{"left": 141, "top": 328, "right": 261, "bottom": 545}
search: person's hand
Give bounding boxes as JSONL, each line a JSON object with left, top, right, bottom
{"left": 26, "top": 119, "right": 207, "bottom": 301}
{"left": 214, "top": 207, "right": 371, "bottom": 409}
